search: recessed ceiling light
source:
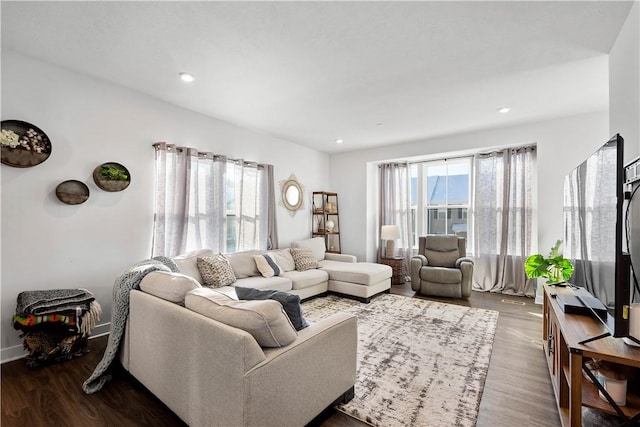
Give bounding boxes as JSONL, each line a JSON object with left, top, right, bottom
{"left": 335, "top": 139, "right": 344, "bottom": 144}
{"left": 179, "top": 72, "right": 195, "bottom": 83}
{"left": 497, "top": 106, "right": 511, "bottom": 114}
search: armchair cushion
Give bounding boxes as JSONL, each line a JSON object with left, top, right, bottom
{"left": 424, "top": 249, "right": 459, "bottom": 268}
{"left": 422, "top": 235, "right": 461, "bottom": 267}
{"left": 419, "top": 267, "right": 462, "bottom": 284}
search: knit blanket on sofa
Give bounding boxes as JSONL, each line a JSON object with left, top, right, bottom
{"left": 82, "top": 257, "right": 179, "bottom": 394}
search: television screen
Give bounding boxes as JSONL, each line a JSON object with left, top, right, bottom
{"left": 563, "top": 134, "right": 629, "bottom": 337}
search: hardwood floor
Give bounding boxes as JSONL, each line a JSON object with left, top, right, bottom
{"left": 2, "top": 285, "right": 561, "bottom": 427}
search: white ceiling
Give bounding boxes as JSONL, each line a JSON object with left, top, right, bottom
{"left": 1, "top": 1, "right": 634, "bottom": 154}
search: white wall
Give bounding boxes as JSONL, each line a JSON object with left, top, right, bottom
{"left": 0, "top": 50, "right": 329, "bottom": 361}
{"left": 609, "top": 2, "right": 640, "bottom": 296}
{"left": 330, "top": 112, "right": 609, "bottom": 263}
{"left": 610, "top": 1, "right": 640, "bottom": 161}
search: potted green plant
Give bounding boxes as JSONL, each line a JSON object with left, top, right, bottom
{"left": 525, "top": 239, "right": 574, "bottom": 285}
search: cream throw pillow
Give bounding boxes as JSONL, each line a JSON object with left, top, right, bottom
{"left": 253, "top": 254, "right": 282, "bottom": 278}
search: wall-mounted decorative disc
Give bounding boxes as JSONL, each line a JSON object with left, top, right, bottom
{"left": 56, "top": 180, "right": 89, "bottom": 205}
{"left": 1, "top": 120, "right": 52, "bottom": 168}
{"left": 93, "top": 162, "right": 131, "bottom": 192}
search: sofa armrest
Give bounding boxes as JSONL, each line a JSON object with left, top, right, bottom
{"left": 244, "top": 312, "right": 357, "bottom": 426}
{"left": 324, "top": 252, "right": 357, "bottom": 263}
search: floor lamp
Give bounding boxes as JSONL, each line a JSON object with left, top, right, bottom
{"left": 381, "top": 225, "right": 400, "bottom": 258}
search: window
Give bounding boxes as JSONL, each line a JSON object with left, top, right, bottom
{"left": 152, "top": 143, "right": 276, "bottom": 258}
{"left": 410, "top": 158, "right": 472, "bottom": 249}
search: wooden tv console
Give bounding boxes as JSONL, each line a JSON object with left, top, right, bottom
{"left": 543, "top": 285, "right": 640, "bottom": 426}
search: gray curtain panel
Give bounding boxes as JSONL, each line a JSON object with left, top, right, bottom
{"left": 379, "top": 162, "right": 413, "bottom": 278}
{"left": 472, "top": 146, "right": 536, "bottom": 297}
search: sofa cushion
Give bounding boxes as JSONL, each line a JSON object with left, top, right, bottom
{"left": 197, "top": 255, "right": 237, "bottom": 288}
{"left": 139, "top": 271, "right": 202, "bottom": 305}
{"left": 253, "top": 254, "right": 282, "bottom": 278}
{"left": 266, "top": 248, "right": 296, "bottom": 272}
{"left": 282, "top": 269, "right": 328, "bottom": 290}
{"left": 185, "top": 288, "right": 297, "bottom": 348}
{"left": 173, "top": 249, "right": 214, "bottom": 284}
{"left": 290, "top": 248, "right": 320, "bottom": 271}
{"left": 235, "top": 276, "right": 293, "bottom": 292}
{"left": 291, "top": 237, "right": 326, "bottom": 261}
{"left": 235, "top": 287, "right": 309, "bottom": 331}
{"left": 226, "top": 250, "right": 262, "bottom": 278}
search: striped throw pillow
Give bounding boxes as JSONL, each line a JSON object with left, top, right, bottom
{"left": 253, "top": 254, "right": 282, "bottom": 278}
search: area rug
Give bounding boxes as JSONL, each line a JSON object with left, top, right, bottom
{"left": 302, "top": 294, "right": 499, "bottom": 427}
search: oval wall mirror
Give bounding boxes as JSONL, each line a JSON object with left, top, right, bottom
{"left": 279, "top": 173, "right": 305, "bottom": 216}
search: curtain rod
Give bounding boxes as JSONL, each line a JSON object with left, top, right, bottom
{"left": 152, "top": 142, "right": 270, "bottom": 168}
{"left": 379, "top": 143, "right": 537, "bottom": 167}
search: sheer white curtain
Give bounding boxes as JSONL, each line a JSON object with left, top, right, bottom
{"left": 472, "top": 146, "right": 536, "bottom": 296}
{"left": 152, "top": 143, "right": 227, "bottom": 257}
{"left": 379, "top": 163, "right": 413, "bottom": 277}
{"left": 152, "top": 143, "right": 277, "bottom": 257}
{"left": 228, "top": 160, "right": 272, "bottom": 252}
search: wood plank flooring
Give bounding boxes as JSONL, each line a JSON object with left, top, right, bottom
{"left": 1, "top": 285, "right": 561, "bottom": 427}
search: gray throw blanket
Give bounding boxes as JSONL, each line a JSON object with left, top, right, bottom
{"left": 82, "top": 257, "right": 179, "bottom": 394}
{"left": 16, "top": 289, "right": 94, "bottom": 315}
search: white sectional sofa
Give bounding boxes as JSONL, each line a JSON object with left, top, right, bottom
{"left": 116, "top": 237, "right": 391, "bottom": 426}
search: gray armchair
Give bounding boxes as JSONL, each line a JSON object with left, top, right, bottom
{"left": 410, "top": 235, "right": 474, "bottom": 299}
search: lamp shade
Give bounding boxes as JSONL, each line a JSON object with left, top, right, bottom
{"left": 381, "top": 225, "right": 400, "bottom": 240}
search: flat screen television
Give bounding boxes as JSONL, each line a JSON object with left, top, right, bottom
{"left": 563, "top": 134, "right": 631, "bottom": 339}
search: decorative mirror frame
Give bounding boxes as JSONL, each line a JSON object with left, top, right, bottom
{"left": 279, "top": 173, "right": 305, "bottom": 217}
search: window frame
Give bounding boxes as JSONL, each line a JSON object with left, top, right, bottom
{"left": 410, "top": 157, "right": 473, "bottom": 250}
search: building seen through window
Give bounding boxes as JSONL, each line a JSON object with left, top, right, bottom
{"left": 410, "top": 158, "right": 471, "bottom": 249}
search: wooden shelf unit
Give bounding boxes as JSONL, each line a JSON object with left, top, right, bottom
{"left": 543, "top": 285, "right": 640, "bottom": 426}
{"left": 312, "top": 192, "right": 341, "bottom": 253}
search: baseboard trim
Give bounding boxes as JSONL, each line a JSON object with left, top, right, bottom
{"left": 1, "top": 322, "right": 111, "bottom": 364}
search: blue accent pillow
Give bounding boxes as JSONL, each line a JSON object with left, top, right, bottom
{"left": 235, "top": 287, "right": 309, "bottom": 331}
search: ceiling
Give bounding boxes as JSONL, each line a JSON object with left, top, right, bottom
{"left": 1, "top": 1, "right": 634, "bottom": 154}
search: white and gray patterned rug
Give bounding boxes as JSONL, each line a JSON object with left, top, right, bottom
{"left": 302, "top": 294, "right": 499, "bottom": 427}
